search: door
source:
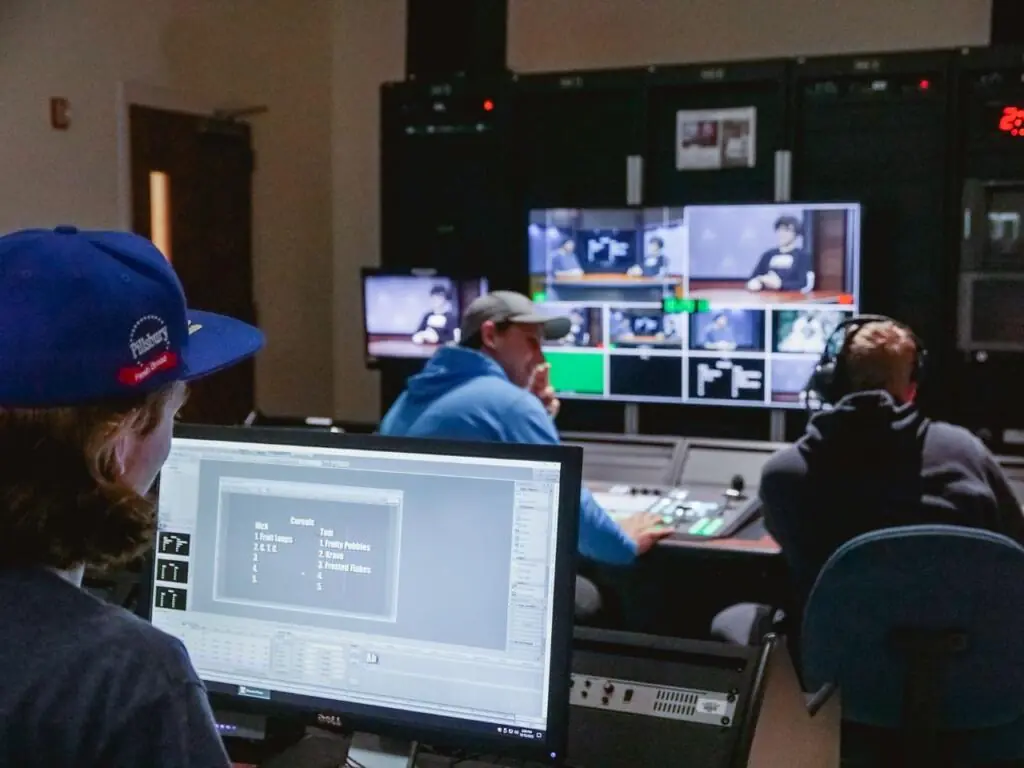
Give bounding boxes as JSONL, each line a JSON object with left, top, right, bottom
{"left": 130, "top": 104, "right": 257, "bottom": 425}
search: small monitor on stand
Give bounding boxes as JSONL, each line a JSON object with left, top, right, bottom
{"left": 361, "top": 268, "right": 489, "bottom": 368}
{"left": 245, "top": 412, "right": 345, "bottom": 434}
{"left": 140, "top": 426, "right": 581, "bottom": 763}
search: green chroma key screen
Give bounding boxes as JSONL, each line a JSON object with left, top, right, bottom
{"left": 544, "top": 351, "right": 604, "bottom": 395}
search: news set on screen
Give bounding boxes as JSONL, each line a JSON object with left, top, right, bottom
{"left": 527, "top": 203, "right": 861, "bottom": 409}
{"left": 362, "top": 270, "right": 489, "bottom": 365}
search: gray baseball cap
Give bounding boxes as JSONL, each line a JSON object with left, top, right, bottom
{"left": 461, "top": 291, "right": 571, "bottom": 341}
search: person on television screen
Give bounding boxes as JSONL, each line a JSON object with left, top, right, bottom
{"left": 559, "top": 309, "right": 591, "bottom": 347}
{"left": 0, "top": 226, "right": 264, "bottom": 767}
{"left": 379, "top": 291, "right": 672, "bottom": 620}
{"left": 746, "top": 215, "right": 815, "bottom": 293}
{"left": 627, "top": 236, "right": 669, "bottom": 278}
{"left": 411, "top": 285, "right": 459, "bottom": 346}
{"left": 549, "top": 238, "right": 583, "bottom": 278}
{"left": 662, "top": 314, "right": 680, "bottom": 341}
{"left": 634, "top": 314, "right": 660, "bottom": 337}
{"left": 778, "top": 311, "right": 829, "bottom": 354}
{"left": 700, "top": 312, "right": 738, "bottom": 351}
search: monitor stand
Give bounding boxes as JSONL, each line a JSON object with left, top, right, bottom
{"left": 258, "top": 729, "right": 351, "bottom": 768}
{"left": 624, "top": 403, "right": 639, "bottom": 436}
{"left": 407, "top": 739, "right": 421, "bottom": 767}
{"left": 769, "top": 410, "right": 785, "bottom": 443}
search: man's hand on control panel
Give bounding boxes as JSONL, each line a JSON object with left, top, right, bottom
{"left": 620, "top": 511, "right": 674, "bottom": 555}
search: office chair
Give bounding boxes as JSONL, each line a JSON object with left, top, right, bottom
{"left": 801, "top": 524, "right": 1024, "bottom": 766}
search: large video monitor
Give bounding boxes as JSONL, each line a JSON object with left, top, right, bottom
{"left": 362, "top": 268, "right": 488, "bottom": 366}
{"left": 141, "top": 426, "right": 581, "bottom": 761}
{"left": 527, "top": 202, "right": 861, "bottom": 408}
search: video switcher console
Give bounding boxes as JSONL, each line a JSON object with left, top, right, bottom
{"left": 592, "top": 476, "right": 760, "bottom": 540}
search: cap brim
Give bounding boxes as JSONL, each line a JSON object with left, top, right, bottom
{"left": 510, "top": 312, "right": 572, "bottom": 341}
{"left": 180, "top": 309, "right": 265, "bottom": 381}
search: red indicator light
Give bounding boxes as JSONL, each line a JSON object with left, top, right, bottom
{"left": 999, "top": 106, "right": 1024, "bottom": 136}
{"left": 838, "top": 294, "right": 855, "bottom": 305}
{"left": 918, "top": 79, "right": 930, "bottom": 90}
{"left": 483, "top": 99, "right": 494, "bottom": 112}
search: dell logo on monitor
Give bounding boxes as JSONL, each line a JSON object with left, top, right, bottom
{"left": 316, "top": 713, "right": 345, "bottom": 729}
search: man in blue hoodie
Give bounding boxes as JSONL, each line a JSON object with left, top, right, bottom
{"left": 380, "top": 291, "right": 672, "bottom": 611}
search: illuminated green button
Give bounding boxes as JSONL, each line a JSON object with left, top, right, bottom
{"left": 702, "top": 518, "right": 725, "bottom": 536}
{"left": 688, "top": 518, "right": 710, "bottom": 535}
{"left": 532, "top": 291, "right": 547, "bottom": 303}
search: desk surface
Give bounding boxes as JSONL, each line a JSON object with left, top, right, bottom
{"left": 685, "top": 289, "right": 846, "bottom": 305}
{"left": 550, "top": 274, "right": 680, "bottom": 287}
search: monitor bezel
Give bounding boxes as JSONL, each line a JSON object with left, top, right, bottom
{"left": 360, "top": 267, "right": 489, "bottom": 369}
{"left": 528, "top": 201, "right": 863, "bottom": 410}
{"left": 138, "top": 423, "right": 581, "bottom": 763}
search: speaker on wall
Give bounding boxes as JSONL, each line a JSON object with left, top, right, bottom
{"left": 406, "top": 0, "right": 508, "bottom": 79}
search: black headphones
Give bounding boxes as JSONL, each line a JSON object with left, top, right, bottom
{"left": 803, "top": 314, "right": 926, "bottom": 407}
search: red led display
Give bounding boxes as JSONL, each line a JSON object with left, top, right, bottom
{"left": 998, "top": 106, "right": 1024, "bottom": 137}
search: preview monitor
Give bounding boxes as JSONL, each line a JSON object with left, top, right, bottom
{"left": 362, "top": 269, "right": 488, "bottom": 366}
{"left": 142, "top": 426, "right": 581, "bottom": 761}
{"left": 528, "top": 203, "right": 861, "bottom": 409}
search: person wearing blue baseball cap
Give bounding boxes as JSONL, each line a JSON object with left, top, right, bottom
{"left": 0, "top": 226, "right": 264, "bottom": 767}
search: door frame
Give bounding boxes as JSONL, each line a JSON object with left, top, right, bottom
{"left": 115, "top": 80, "right": 221, "bottom": 231}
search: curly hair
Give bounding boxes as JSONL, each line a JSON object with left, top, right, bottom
{"left": 845, "top": 320, "right": 918, "bottom": 397}
{"left": 0, "top": 383, "right": 182, "bottom": 571}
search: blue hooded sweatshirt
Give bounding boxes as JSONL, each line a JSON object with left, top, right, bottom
{"left": 379, "top": 346, "right": 637, "bottom": 565}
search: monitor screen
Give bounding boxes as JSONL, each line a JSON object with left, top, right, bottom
{"left": 144, "top": 426, "right": 580, "bottom": 760}
{"left": 362, "top": 270, "right": 488, "bottom": 365}
{"left": 528, "top": 203, "right": 861, "bottom": 409}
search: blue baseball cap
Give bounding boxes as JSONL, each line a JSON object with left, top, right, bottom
{"left": 0, "top": 226, "right": 265, "bottom": 406}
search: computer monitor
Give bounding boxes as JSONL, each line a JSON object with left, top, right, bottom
{"left": 141, "top": 425, "right": 581, "bottom": 761}
{"left": 361, "top": 268, "right": 488, "bottom": 366}
{"left": 527, "top": 203, "right": 861, "bottom": 408}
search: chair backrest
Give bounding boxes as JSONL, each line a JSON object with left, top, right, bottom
{"left": 802, "top": 524, "right": 1024, "bottom": 730}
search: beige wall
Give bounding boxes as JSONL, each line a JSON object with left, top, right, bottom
{"left": 0, "top": 0, "right": 334, "bottom": 418}
{"left": 330, "top": 0, "right": 406, "bottom": 422}
{"left": 508, "top": 0, "right": 991, "bottom": 72}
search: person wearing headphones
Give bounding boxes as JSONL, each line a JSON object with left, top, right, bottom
{"left": 379, "top": 291, "right": 672, "bottom": 617}
{"left": 0, "top": 227, "right": 264, "bottom": 766}
{"left": 716, "top": 317, "right": 1024, "bottom": 656}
